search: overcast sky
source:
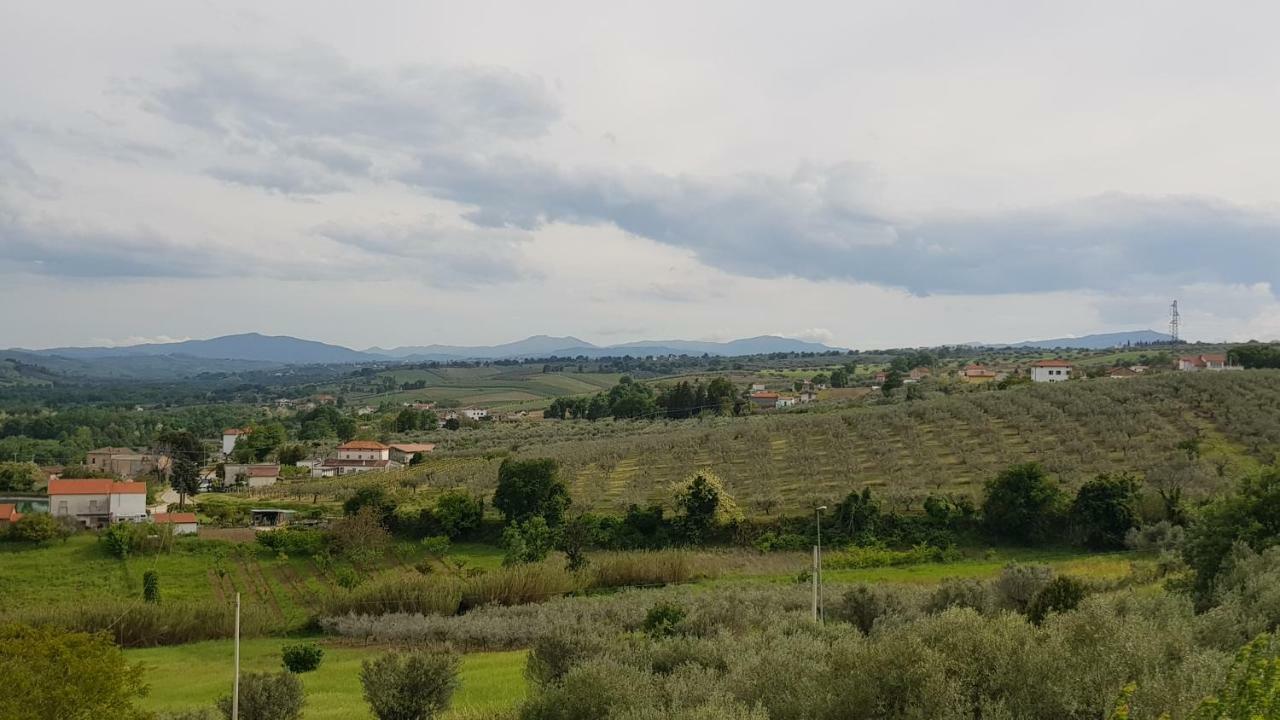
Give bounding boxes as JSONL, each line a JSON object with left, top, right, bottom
{"left": 3, "top": 1, "right": 1280, "bottom": 350}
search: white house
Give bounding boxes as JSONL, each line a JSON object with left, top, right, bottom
{"left": 461, "top": 408, "right": 489, "bottom": 421}
{"left": 776, "top": 396, "right": 798, "bottom": 408}
{"left": 151, "top": 512, "right": 199, "bottom": 535}
{"left": 1178, "top": 354, "right": 1238, "bottom": 372}
{"left": 221, "top": 428, "right": 248, "bottom": 456}
{"left": 48, "top": 478, "right": 148, "bottom": 528}
{"left": 222, "top": 463, "right": 281, "bottom": 488}
{"left": 313, "top": 440, "right": 400, "bottom": 477}
{"left": 1030, "top": 359, "right": 1073, "bottom": 383}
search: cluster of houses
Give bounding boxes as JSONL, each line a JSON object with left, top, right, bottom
{"left": 748, "top": 381, "right": 820, "bottom": 410}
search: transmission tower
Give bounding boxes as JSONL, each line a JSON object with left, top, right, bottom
{"left": 1169, "top": 300, "right": 1180, "bottom": 343}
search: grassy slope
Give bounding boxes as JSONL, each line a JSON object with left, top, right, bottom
{"left": 331, "top": 367, "right": 623, "bottom": 411}
{"left": 127, "top": 639, "right": 526, "bottom": 719}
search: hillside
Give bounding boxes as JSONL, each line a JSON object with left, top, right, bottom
{"left": 999, "top": 329, "right": 1176, "bottom": 349}
{"left": 320, "top": 371, "right": 1280, "bottom": 514}
{"left": 23, "top": 333, "right": 368, "bottom": 364}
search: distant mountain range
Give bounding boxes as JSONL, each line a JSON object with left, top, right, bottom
{"left": 986, "top": 330, "right": 1177, "bottom": 350}
{"left": 6, "top": 332, "right": 845, "bottom": 372}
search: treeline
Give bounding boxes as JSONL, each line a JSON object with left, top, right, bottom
{"left": 546, "top": 376, "right": 743, "bottom": 421}
{"left": 1230, "top": 343, "right": 1280, "bottom": 369}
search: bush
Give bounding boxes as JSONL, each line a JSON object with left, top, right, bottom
{"left": 281, "top": 642, "right": 324, "bottom": 673}
{"left": 925, "top": 578, "right": 990, "bottom": 615}
{"left": 360, "top": 650, "right": 460, "bottom": 720}
{"left": 217, "top": 671, "right": 304, "bottom": 720}
{"left": 832, "top": 583, "right": 917, "bottom": 634}
{"left": 1126, "top": 521, "right": 1186, "bottom": 555}
{"left": 643, "top": 600, "right": 687, "bottom": 638}
{"left": 328, "top": 507, "right": 391, "bottom": 564}
{"left": 344, "top": 486, "right": 398, "bottom": 523}
{"left": 143, "top": 570, "right": 160, "bottom": 604}
{"left": 982, "top": 463, "right": 1064, "bottom": 544}
{"left": 10, "top": 513, "right": 68, "bottom": 543}
{"left": 1027, "top": 576, "right": 1087, "bottom": 624}
{"left": 257, "top": 528, "right": 327, "bottom": 556}
{"left": 431, "top": 492, "right": 484, "bottom": 539}
{"left": 824, "top": 543, "right": 957, "bottom": 570}
{"left": 992, "top": 563, "right": 1055, "bottom": 614}
{"left": 526, "top": 629, "right": 610, "bottom": 686}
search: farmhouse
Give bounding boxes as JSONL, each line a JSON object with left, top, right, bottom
{"left": 776, "top": 396, "right": 798, "bottom": 408}
{"left": 151, "top": 512, "right": 198, "bottom": 535}
{"left": 959, "top": 365, "right": 999, "bottom": 383}
{"left": 48, "top": 478, "right": 147, "bottom": 528}
{"left": 312, "top": 440, "right": 402, "bottom": 477}
{"left": 221, "top": 428, "right": 248, "bottom": 456}
{"left": 750, "top": 391, "right": 780, "bottom": 409}
{"left": 222, "top": 463, "right": 281, "bottom": 488}
{"left": 85, "top": 447, "right": 170, "bottom": 479}
{"left": 0, "top": 503, "right": 21, "bottom": 528}
{"left": 388, "top": 443, "right": 436, "bottom": 464}
{"left": 1030, "top": 359, "right": 1072, "bottom": 383}
{"left": 1178, "top": 354, "right": 1239, "bottom": 372}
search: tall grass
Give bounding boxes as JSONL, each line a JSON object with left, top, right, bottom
{"left": 588, "top": 550, "right": 705, "bottom": 588}
{"left": 321, "top": 572, "right": 463, "bottom": 617}
{"left": 1, "top": 600, "right": 271, "bottom": 647}
{"left": 459, "top": 563, "right": 582, "bottom": 611}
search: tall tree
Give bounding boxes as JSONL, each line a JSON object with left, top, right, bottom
{"left": 493, "top": 458, "right": 570, "bottom": 526}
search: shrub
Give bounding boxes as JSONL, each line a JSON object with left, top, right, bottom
{"left": 360, "top": 650, "right": 460, "bottom": 720}
{"left": 328, "top": 507, "right": 391, "bottom": 564}
{"left": 216, "top": 671, "right": 304, "bottom": 720}
{"left": 10, "top": 513, "right": 68, "bottom": 543}
{"left": 526, "top": 629, "right": 610, "bottom": 686}
{"left": 143, "top": 570, "right": 160, "bottom": 604}
{"left": 256, "top": 528, "right": 326, "bottom": 556}
{"left": 832, "top": 583, "right": 916, "bottom": 634}
{"left": 982, "top": 462, "right": 1065, "bottom": 544}
{"left": 1187, "top": 634, "right": 1280, "bottom": 719}
{"left": 322, "top": 572, "right": 463, "bottom": 617}
{"left": 281, "top": 642, "right": 324, "bottom": 673}
{"left": 643, "top": 600, "right": 687, "bottom": 638}
{"left": 333, "top": 565, "right": 365, "bottom": 590}
{"left": 1027, "top": 576, "right": 1087, "bottom": 624}
{"left": 992, "top": 563, "right": 1055, "bottom": 614}
{"left": 0, "top": 623, "right": 150, "bottom": 720}
{"left": 343, "top": 486, "right": 397, "bottom": 522}
{"left": 824, "top": 543, "right": 957, "bottom": 570}
{"left": 1125, "top": 521, "right": 1186, "bottom": 555}
{"left": 925, "top": 578, "right": 990, "bottom": 615}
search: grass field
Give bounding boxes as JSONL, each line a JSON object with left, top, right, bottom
{"left": 127, "top": 638, "right": 526, "bottom": 719}
{"left": 329, "top": 366, "right": 623, "bottom": 411}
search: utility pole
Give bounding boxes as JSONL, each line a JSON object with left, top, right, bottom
{"left": 814, "top": 505, "right": 827, "bottom": 623}
{"left": 232, "top": 592, "right": 240, "bottom": 720}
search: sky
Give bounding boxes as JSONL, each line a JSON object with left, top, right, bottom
{"left": 3, "top": 1, "right": 1280, "bottom": 350}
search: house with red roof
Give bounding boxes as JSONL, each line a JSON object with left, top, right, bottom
{"left": 221, "top": 428, "right": 249, "bottom": 456}
{"left": 151, "top": 512, "right": 199, "bottom": 536}
{"left": 749, "top": 391, "right": 780, "bottom": 409}
{"left": 0, "top": 503, "right": 22, "bottom": 529}
{"left": 388, "top": 443, "right": 436, "bottom": 464}
{"left": 1030, "top": 359, "right": 1073, "bottom": 383}
{"left": 221, "top": 463, "right": 281, "bottom": 489}
{"left": 312, "top": 440, "right": 402, "bottom": 478}
{"left": 1177, "top": 354, "right": 1239, "bottom": 372}
{"left": 47, "top": 478, "right": 148, "bottom": 528}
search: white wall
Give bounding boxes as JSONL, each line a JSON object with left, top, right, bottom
{"left": 1031, "top": 366, "right": 1071, "bottom": 382}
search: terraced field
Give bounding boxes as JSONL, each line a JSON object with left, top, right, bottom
{"left": 307, "top": 371, "right": 1280, "bottom": 515}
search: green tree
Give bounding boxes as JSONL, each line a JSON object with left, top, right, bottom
{"left": 982, "top": 463, "right": 1064, "bottom": 544}
{"left": 142, "top": 569, "right": 160, "bottom": 603}
{"left": 0, "top": 623, "right": 151, "bottom": 720}
{"left": 216, "top": 671, "right": 304, "bottom": 720}
{"left": 829, "top": 367, "right": 849, "bottom": 388}
{"left": 157, "top": 429, "right": 207, "bottom": 509}
{"left": 502, "top": 516, "right": 556, "bottom": 565}
{"left": 1185, "top": 466, "right": 1280, "bottom": 599}
{"left": 493, "top": 458, "right": 570, "bottom": 526}
{"left": 1188, "top": 634, "right": 1280, "bottom": 719}
{"left": 606, "top": 376, "right": 658, "bottom": 419}
{"left": 1026, "top": 575, "right": 1086, "bottom": 624}
{"left": 334, "top": 417, "right": 358, "bottom": 442}
{"left": 277, "top": 445, "right": 307, "bottom": 466}
{"left": 0, "top": 462, "right": 41, "bottom": 492}
{"left": 558, "top": 514, "right": 594, "bottom": 572}
{"left": 1070, "top": 473, "right": 1140, "bottom": 550}
{"left": 360, "top": 650, "right": 460, "bottom": 720}
{"left": 881, "top": 369, "right": 904, "bottom": 395}
{"left": 343, "top": 486, "right": 397, "bottom": 524}
{"left": 675, "top": 472, "right": 720, "bottom": 543}
{"left": 430, "top": 492, "right": 483, "bottom": 539}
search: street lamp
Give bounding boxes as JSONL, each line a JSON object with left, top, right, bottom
{"left": 814, "top": 505, "right": 827, "bottom": 622}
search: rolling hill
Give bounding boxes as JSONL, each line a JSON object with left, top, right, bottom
{"left": 995, "top": 330, "right": 1176, "bottom": 349}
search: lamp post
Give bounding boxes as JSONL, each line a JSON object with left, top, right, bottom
{"left": 814, "top": 505, "right": 827, "bottom": 623}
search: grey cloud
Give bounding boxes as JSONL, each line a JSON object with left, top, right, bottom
{"left": 143, "top": 44, "right": 559, "bottom": 163}
{"left": 206, "top": 163, "right": 349, "bottom": 195}
{"left": 313, "top": 218, "right": 535, "bottom": 287}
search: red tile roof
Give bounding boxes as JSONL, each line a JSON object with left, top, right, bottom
{"left": 338, "top": 440, "right": 389, "bottom": 450}
{"left": 389, "top": 443, "right": 436, "bottom": 453}
{"left": 244, "top": 465, "right": 280, "bottom": 477}
{"left": 223, "top": 428, "right": 248, "bottom": 435}
{"left": 48, "top": 479, "right": 147, "bottom": 495}
{"left": 1032, "top": 359, "right": 1073, "bottom": 368}
{"left": 750, "top": 392, "right": 780, "bottom": 399}
{"left": 152, "top": 512, "right": 197, "bottom": 524}
{"left": 0, "top": 504, "right": 21, "bottom": 523}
